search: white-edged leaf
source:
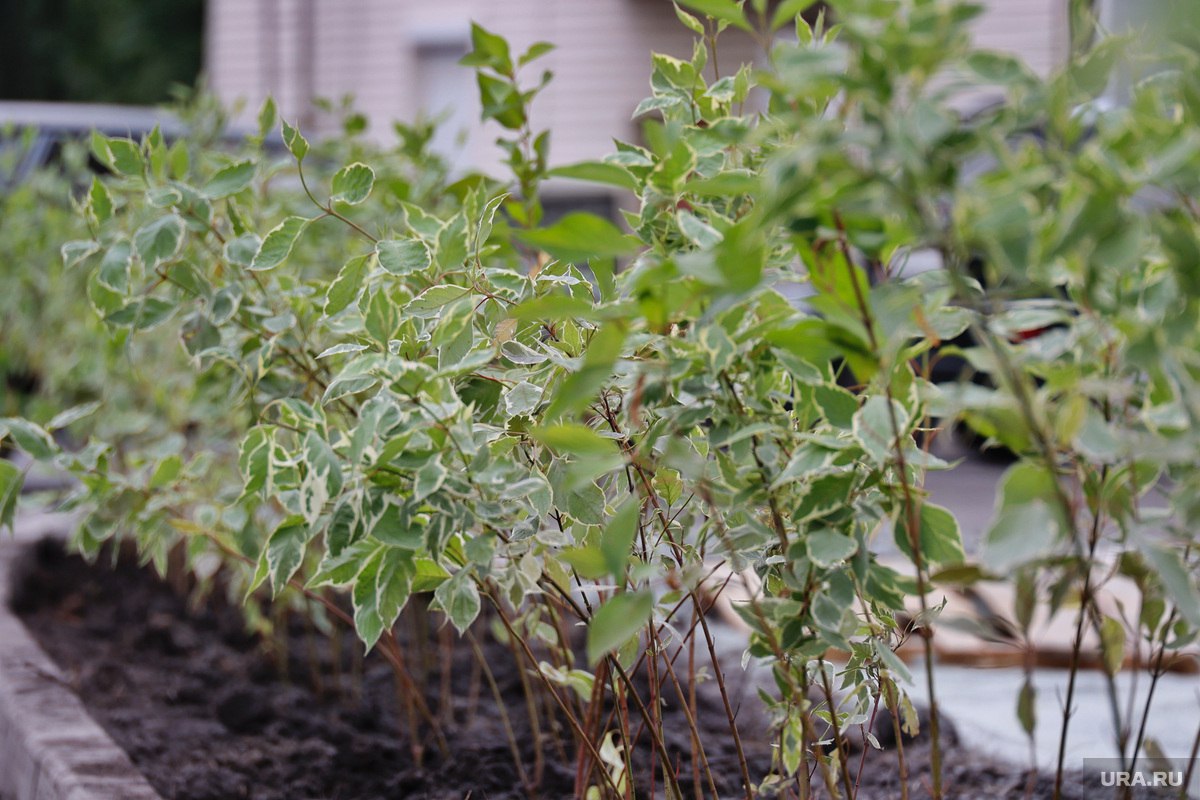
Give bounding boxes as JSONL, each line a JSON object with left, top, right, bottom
{"left": 325, "top": 254, "right": 371, "bottom": 316}
{"left": 265, "top": 516, "right": 311, "bottom": 596}
{"left": 331, "top": 162, "right": 375, "bottom": 205}
{"left": 317, "top": 343, "right": 369, "bottom": 359}
{"left": 678, "top": 211, "right": 724, "bottom": 249}
{"left": 281, "top": 119, "right": 309, "bottom": 161}
{"left": 0, "top": 418, "right": 58, "bottom": 460}
{"left": 322, "top": 374, "right": 379, "bottom": 405}
{"left": 377, "top": 239, "right": 431, "bottom": 275}
{"left": 133, "top": 215, "right": 185, "bottom": 267}
{"left": 434, "top": 569, "right": 480, "bottom": 634}
{"left": 202, "top": 160, "right": 256, "bottom": 198}
{"left": 46, "top": 402, "right": 102, "bottom": 431}
{"left": 807, "top": 528, "right": 858, "bottom": 567}
{"left": 503, "top": 381, "right": 543, "bottom": 417}
{"left": 251, "top": 216, "right": 309, "bottom": 271}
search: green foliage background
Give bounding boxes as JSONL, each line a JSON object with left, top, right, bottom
{"left": 0, "top": 0, "right": 204, "bottom": 104}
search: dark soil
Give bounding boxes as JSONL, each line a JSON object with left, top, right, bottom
{"left": 10, "top": 539, "right": 1138, "bottom": 799}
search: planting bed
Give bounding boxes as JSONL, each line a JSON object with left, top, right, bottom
{"left": 9, "top": 538, "right": 1127, "bottom": 800}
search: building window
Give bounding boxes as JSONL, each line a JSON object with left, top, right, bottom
{"left": 414, "top": 40, "right": 475, "bottom": 166}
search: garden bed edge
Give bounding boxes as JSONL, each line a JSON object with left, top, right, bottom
{"left": 0, "top": 511, "right": 163, "bottom": 800}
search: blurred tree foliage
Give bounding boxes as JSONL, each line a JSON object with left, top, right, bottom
{"left": 0, "top": 0, "right": 203, "bottom": 104}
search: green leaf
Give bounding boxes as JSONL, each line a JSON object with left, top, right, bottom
{"left": 814, "top": 383, "right": 858, "bottom": 429}
{"left": 411, "top": 558, "right": 451, "bottom": 593}
{"left": 202, "top": 160, "right": 256, "bottom": 199}
{"left": 0, "top": 460, "right": 23, "bottom": 532}
{"left": 894, "top": 502, "right": 965, "bottom": 569}
{"left": 251, "top": 216, "right": 309, "bottom": 271}
{"left": 1141, "top": 544, "right": 1200, "bottom": 627}
{"left": 475, "top": 72, "right": 525, "bottom": 129}
{"left": 547, "top": 162, "right": 638, "bottom": 192}
{"left": 300, "top": 431, "right": 343, "bottom": 525}
{"left": 1016, "top": 678, "right": 1036, "bottom": 736}
{"left": 104, "top": 297, "right": 176, "bottom": 330}
{"left": 562, "top": 545, "right": 608, "bottom": 580}
{"left": 281, "top": 119, "right": 309, "bottom": 161}
{"left": 677, "top": 0, "right": 752, "bottom": 31}
{"left": 98, "top": 241, "right": 133, "bottom": 293}
{"left": 352, "top": 546, "right": 387, "bottom": 649}
{"left": 1099, "top": 615, "right": 1125, "bottom": 676}
{"left": 146, "top": 186, "right": 182, "bottom": 208}
{"left": 406, "top": 284, "right": 471, "bottom": 317}
{"left": 62, "top": 240, "right": 99, "bottom": 268}
{"left": 587, "top": 590, "right": 653, "bottom": 665}
{"left": 89, "top": 176, "right": 113, "bottom": 221}
{"left": 377, "top": 239, "right": 431, "bottom": 275}
{"left": 317, "top": 343, "right": 369, "bottom": 359}
{"left": 982, "top": 501, "right": 1059, "bottom": 572}
{"left": 678, "top": 211, "right": 723, "bottom": 249}
{"left": 544, "top": 324, "right": 626, "bottom": 421}
{"left": 238, "top": 426, "right": 272, "bottom": 496}
{"left": 518, "top": 41, "right": 556, "bottom": 67}
{"left": 331, "top": 162, "right": 375, "bottom": 205}
{"left": 102, "top": 136, "right": 143, "bottom": 175}
{"left": 435, "top": 569, "right": 481, "bottom": 634}
{"left": 435, "top": 214, "right": 469, "bottom": 271}
{"left": 266, "top": 516, "right": 311, "bottom": 597}
{"left": 148, "top": 454, "right": 183, "bottom": 490}
{"left": 507, "top": 295, "right": 598, "bottom": 322}
{"left": 998, "top": 462, "right": 1060, "bottom": 507}
{"left": 257, "top": 97, "right": 277, "bottom": 140}
{"left": 807, "top": 528, "right": 858, "bottom": 568}
{"left": 503, "top": 474, "right": 553, "bottom": 518}
{"left": 133, "top": 215, "right": 185, "bottom": 268}
{"left": 853, "top": 396, "right": 907, "bottom": 465}
{"left": 531, "top": 423, "right": 619, "bottom": 457}
{"left": 461, "top": 23, "right": 513, "bottom": 74}
{"left": 673, "top": 1, "right": 706, "bottom": 34}
{"left": 713, "top": 218, "right": 764, "bottom": 292}
{"left": 376, "top": 548, "right": 415, "bottom": 633}
{"left": 601, "top": 499, "right": 640, "bottom": 578}
{"left": 0, "top": 418, "right": 58, "bottom": 460}
{"left": 413, "top": 457, "right": 448, "bottom": 502}
{"left": 770, "top": 0, "right": 812, "bottom": 31}
{"left": 46, "top": 402, "right": 101, "bottom": 431}
{"left": 372, "top": 503, "right": 423, "bottom": 549}
{"left": 325, "top": 254, "right": 371, "bottom": 316}
{"left": 966, "top": 51, "right": 1035, "bottom": 85}
{"left": 794, "top": 473, "right": 855, "bottom": 522}
{"left": 223, "top": 233, "right": 259, "bottom": 267}
{"left": 364, "top": 290, "right": 400, "bottom": 344}
{"left": 517, "top": 213, "right": 639, "bottom": 263}
{"left": 504, "top": 381, "right": 543, "bottom": 417}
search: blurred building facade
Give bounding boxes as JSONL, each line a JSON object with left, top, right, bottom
{"left": 204, "top": 0, "right": 1068, "bottom": 170}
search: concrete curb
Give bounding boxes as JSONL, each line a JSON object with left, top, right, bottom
{"left": 0, "top": 511, "right": 162, "bottom": 800}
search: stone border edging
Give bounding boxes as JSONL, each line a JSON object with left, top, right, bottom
{"left": 0, "top": 511, "right": 163, "bottom": 800}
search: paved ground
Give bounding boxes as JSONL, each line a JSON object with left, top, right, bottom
{"left": 883, "top": 440, "right": 1199, "bottom": 785}
{"left": 907, "top": 660, "right": 1200, "bottom": 767}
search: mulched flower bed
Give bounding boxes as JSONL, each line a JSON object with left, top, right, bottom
{"left": 10, "top": 538, "right": 1133, "bottom": 799}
